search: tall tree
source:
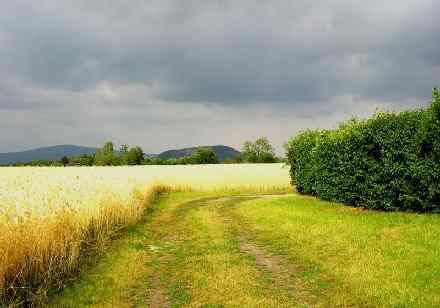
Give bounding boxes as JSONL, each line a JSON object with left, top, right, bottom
{"left": 125, "top": 146, "right": 144, "bottom": 165}
{"left": 94, "top": 141, "right": 115, "bottom": 166}
{"left": 242, "top": 137, "right": 276, "bottom": 163}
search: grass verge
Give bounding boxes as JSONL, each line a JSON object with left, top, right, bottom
{"left": 231, "top": 194, "right": 440, "bottom": 307}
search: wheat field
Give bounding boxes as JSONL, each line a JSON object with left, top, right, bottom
{"left": 0, "top": 164, "right": 290, "bottom": 305}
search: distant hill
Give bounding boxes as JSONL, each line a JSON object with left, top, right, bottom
{"left": 158, "top": 145, "right": 241, "bottom": 161}
{"left": 0, "top": 144, "right": 241, "bottom": 165}
{"left": 0, "top": 145, "right": 98, "bottom": 165}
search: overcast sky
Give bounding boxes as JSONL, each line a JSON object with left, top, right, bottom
{"left": 1, "top": 0, "right": 439, "bottom": 154}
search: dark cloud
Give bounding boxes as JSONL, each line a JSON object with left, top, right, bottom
{"left": 0, "top": 1, "right": 438, "bottom": 153}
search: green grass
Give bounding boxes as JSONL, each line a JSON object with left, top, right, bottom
{"left": 231, "top": 194, "right": 440, "bottom": 307}
{"left": 48, "top": 192, "right": 440, "bottom": 307}
{"left": 163, "top": 196, "right": 298, "bottom": 307}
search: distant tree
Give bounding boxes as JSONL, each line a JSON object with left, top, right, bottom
{"left": 143, "top": 157, "right": 166, "bottom": 165}
{"left": 255, "top": 137, "right": 277, "bottom": 163}
{"left": 18, "top": 159, "right": 62, "bottom": 166}
{"left": 60, "top": 156, "right": 69, "bottom": 166}
{"left": 102, "top": 141, "right": 114, "bottom": 154}
{"left": 142, "top": 148, "right": 219, "bottom": 165}
{"left": 143, "top": 157, "right": 154, "bottom": 165}
{"left": 69, "top": 154, "right": 94, "bottom": 166}
{"left": 242, "top": 137, "right": 276, "bottom": 163}
{"left": 234, "top": 155, "right": 244, "bottom": 163}
{"left": 94, "top": 141, "right": 115, "bottom": 166}
{"left": 120, "top": 144, "right": 129, "bottom": 154}
{"left": 168, "top": 158, "right": 180, "bottom": 165}
{"left": 11, "top": 141, "right": 148, "bottom": 167}
{"left": 242, "top": 141, "right": 258, "bottom": 163}
{"left": 191, "top": 148, "right": 219, "bottom": 164}
{"left": 223, "top": 156, "right": 243, "bottom": 164}
{"left": 125, "top": 146, "right": 144, "bottom": 165}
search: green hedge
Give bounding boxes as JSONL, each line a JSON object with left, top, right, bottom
{"left": 286, "top": 88, "right": 440, "bottom": 212}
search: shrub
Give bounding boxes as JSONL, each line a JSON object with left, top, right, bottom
{"left": 286, "top": 88, "right": 440, "bottom": 212}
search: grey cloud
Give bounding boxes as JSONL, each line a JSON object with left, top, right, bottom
{"left": 0, "top": 0, "right": 439, "bottom": 152}
{"left": 1, "top": 0, "right": 439, "bottom": 103}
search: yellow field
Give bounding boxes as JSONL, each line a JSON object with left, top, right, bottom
{"left": 0, "top": 164, "right": 290, "bottom": 305}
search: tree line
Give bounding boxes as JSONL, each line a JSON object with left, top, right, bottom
{"left": 8, "top": 137, "right": 281, "bottom": 166}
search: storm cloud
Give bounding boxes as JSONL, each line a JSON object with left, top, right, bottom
{"left": 1, "top": 0, "right": 439, "bottom": 153}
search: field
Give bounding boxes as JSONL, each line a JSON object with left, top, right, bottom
{"left": 0, "top": 164, "right": 290, "bottom": 305}
{"left": 1, "top": 164, "right": 440, "bottom": 307}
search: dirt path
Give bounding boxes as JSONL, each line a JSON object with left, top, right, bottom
{"left": 49, "top": 193, "right": 309, "bottom": 307}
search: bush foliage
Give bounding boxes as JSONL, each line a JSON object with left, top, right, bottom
{"left": 286, "top": 88, "right": 440, "bottom": 212}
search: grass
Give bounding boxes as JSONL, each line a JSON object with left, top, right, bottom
{"left": 231, "top": 194, "right": 440, "bottom": 307}
{"left": 49, "top": 193, "right": 300, "bottom": 307}
{"left": 49, "top": 193, "right": 440, "bottom": 307}
{"left": 164, "top": 196, "right": 296, "bottom": 307}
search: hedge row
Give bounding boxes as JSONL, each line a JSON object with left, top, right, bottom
{"left": 286, "top": 88, "right": 440, "bottom": 212}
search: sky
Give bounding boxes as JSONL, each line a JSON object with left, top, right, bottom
{"left": 1, "top": 0, "right": 439, "bottom": 154}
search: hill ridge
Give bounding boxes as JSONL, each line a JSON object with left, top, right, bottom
{"left": 0, "top": 144, "right": 241, "bottom": 165}
{"left": 158, "top": 145, "right": 241, "bottom": 161}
